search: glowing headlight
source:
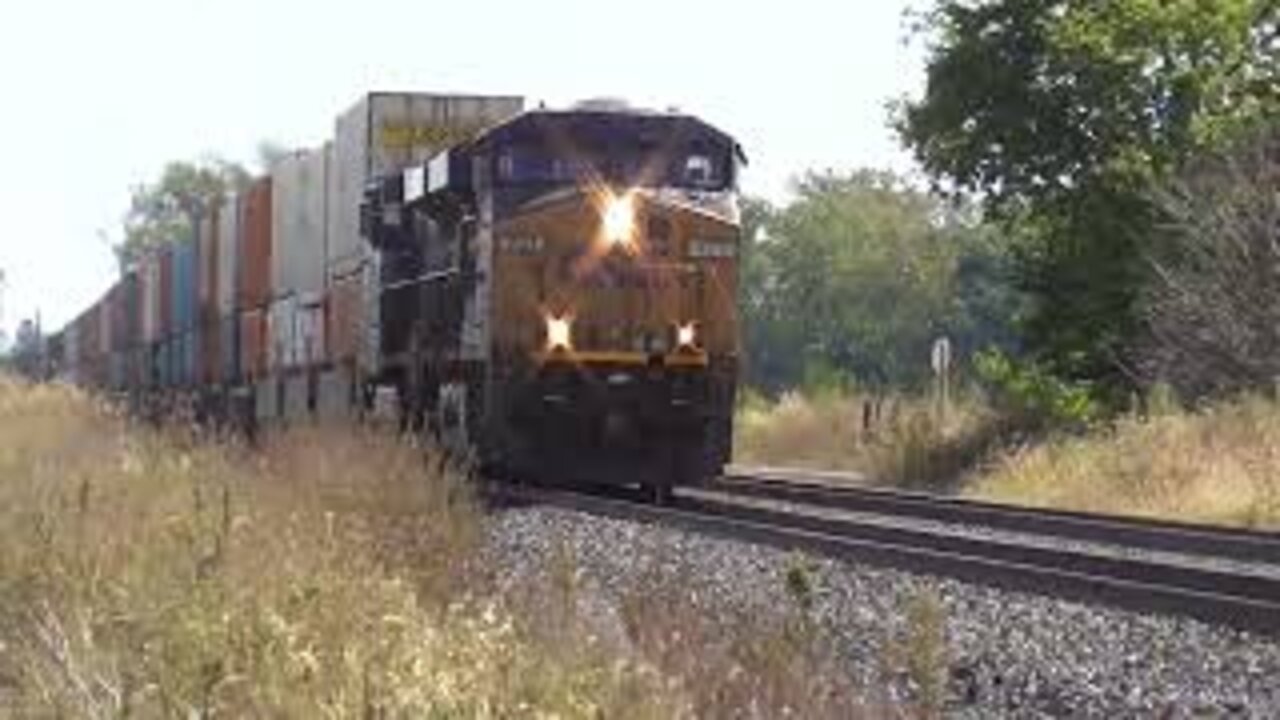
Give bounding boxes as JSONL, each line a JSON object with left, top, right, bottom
{"left": 546, "top": 315, "right": 573, "bottom": 351}
{"left": 676, "top": 322, "right": 697, "bottom": 349}
{"left": 602, "top": 194, "right": 635, "bottom": 246}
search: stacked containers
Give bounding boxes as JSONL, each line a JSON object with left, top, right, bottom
{"left": 270, "top": 146, "right": 330, "bottom": 371}
{"left": 327, "top": 93, "right": 524, "bottom": 370}
{"left": 197, "top": 209, "right": 220, "bottom": 385}
{"left": 216, "top": 194, "right": 240, "bottom": 383}
{"left": 239, "top": 178, "right": 272, "bottom": 380}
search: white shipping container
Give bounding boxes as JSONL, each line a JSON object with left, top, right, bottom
{"left": 216, "top": 194, "right": 239, "bottom": 313}
{"left": 326, "top": 92, "right": 523, "bottom": 276}
{"left": 268, "top": 296, "right": 297, "bottom": 370}
{"left": 271, "top": 145, "right": 330, "bottom": 299}
{"left": 294, "top": 295, "right": 326, "bottom": 367}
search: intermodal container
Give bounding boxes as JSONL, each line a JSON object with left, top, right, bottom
{"left": 157, "top": 338, "right": 172, "bottom": 388}
{"left": 198, "top": 210, "right": 219, "bottom": 313}
{"left": 98, "top": 288, "right": 112, "bottom": 357}
{"left": 121, "top": 271, "right": 139, "bottom": 353}
{"left": 326, "top": 273, "right": 361, "bottom": 362}
{"left": 271, "top": 145, "right": 330, "bottom": 299}
{"left": 62, "top": 321, "right": 80, "bottom": 384}
{"left": 198, "top": 210, "right": 220, "bottom": 385}
{"left": 109, "top": 351, "right": 125, "bottom": 391}
{"left": 239, "top": 178, "right": 273, "bottom": 310}
{"left": 179, "top": 329, "right": 197, "bottom": 387}
{"left": 171, "top": 229, "right": 198, "bottom": 332}
{"left": 217, "top": 194, "right": 239, "bottom": 314}
{"left": 80, "top": 304, "right": 101, "bottom": 386}
{"left": 158, "top": 244, "right": 173, "bottom": 337}
{"left": 141, "top": 251, "right": 159, "bottom": 343}
{"left": 268, "top": 296, "right": 296, "bottom": 370}
{"left": 296, "top": 296, "right": 326, "bottom": 367}
{"left": 239, "top": 308, "right": 268, "bottom": 379}
{"left": 220, "top": 313, "right": 238, "bottom": 383}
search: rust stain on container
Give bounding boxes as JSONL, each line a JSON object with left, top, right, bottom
{"left": 239, "top": 178, "right": 273, "bottom": 310}
{"left": 239, "top": 308, "right": 268, "bottom": 380}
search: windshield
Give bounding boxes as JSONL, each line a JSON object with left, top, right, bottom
{"left": 494, "top": 140, "right": 733, "bottom": 191}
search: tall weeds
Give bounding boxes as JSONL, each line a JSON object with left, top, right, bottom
{"left": 0, "top": 378, "right": 677, "bottom": 716}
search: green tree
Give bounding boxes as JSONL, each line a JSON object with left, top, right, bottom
{"left": 115, "top": 159, "right": 251, "bottom": 272}
{"left": 898, "top": 0, "right": 1279, "bottom": 401}
{"left": 741, "top": 170, "right": 1017, "bottom": 393}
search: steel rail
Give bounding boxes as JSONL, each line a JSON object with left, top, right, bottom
{"left": 713, "top": 471, "right": 1280, "bottom": 564}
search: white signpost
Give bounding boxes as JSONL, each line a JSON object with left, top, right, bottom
{"left": 931, "top": 336, "right": 952, "bottom": 428}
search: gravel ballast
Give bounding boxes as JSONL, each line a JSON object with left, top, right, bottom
{"left": 486, "top": 505, "right": 1280, "bottom": 717}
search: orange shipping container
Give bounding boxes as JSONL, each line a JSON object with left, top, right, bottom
{"left": 239, "top": 309, "right": 268, "bottom": 380}
{"left": 239, "top": 178, "right": 273, "bottom": 310}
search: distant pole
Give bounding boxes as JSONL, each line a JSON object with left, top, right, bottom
{"left": 931, "top": 337, "right": 952, "bottom": 430}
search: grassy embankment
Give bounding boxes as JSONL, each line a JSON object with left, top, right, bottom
{"left": 973, "top": 395, "right": 1280, "bottom": 529}
{"left": 735, "top": 389, "right": 1280, "bottom": 529}
{"left": 0, "top": 378, "right": 890, "bottom": 717}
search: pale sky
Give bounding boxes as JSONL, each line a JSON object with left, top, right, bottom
{"left": 0, "top": 0, "right": 925, "bottom": 336}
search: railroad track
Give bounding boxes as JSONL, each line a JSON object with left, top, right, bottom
{"left": 492, "top": 470, "right": 1280, "bottom": 635}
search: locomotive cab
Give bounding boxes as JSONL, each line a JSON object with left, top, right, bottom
{"left": 368, "top": 104, "right": 745, "bottom": 497}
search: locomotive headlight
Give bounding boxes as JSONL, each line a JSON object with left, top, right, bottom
{"left": 676, "top": 322, "right": 698, "bottom": 349}
{"left": 546, "top": 315, "right": 573, "bottom": 351}
{"left": 602, "top": 194, "right": 635, "bottom": 246}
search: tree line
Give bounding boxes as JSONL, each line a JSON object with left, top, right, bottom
{"left": 743, "top": 0, "right": 1279, "bottom": 420}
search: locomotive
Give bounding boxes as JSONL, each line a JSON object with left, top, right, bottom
{"left": 364, "top": 102, "right": 747, "bottom": 498}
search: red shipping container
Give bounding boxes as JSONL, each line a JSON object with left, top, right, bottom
{"left": 239, "top": 178, "right": 273, "bottom": 310}
{"left": 239, "top": 308, "right": 268, "bottom": 380}
{"left": 327, "top": 274, "right": 361, "bottom": 363}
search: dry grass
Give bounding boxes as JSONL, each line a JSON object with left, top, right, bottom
{"left": 0, "top": 377, "right": 680, "bottom": 717}
{"left": 735, "top": 389, "right": 999, "bottom": 489}
{"left": 971, "top": 394, "right": 1280, "bottom": 529}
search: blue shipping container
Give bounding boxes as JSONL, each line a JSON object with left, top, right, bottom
{"left": 169, "top": 229, "right": 198, "bottom": 333}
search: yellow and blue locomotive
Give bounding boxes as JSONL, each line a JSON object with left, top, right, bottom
{"left": 364, "top": 102, "right": 746, "bottom": 498}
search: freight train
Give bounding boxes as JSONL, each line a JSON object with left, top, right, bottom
{"left": 47, "top": 92, "right": 746, "bottom": 499}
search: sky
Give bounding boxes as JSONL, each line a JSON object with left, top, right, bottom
{"left": 0, "top": 0, "right": 926, "bottom": 336}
